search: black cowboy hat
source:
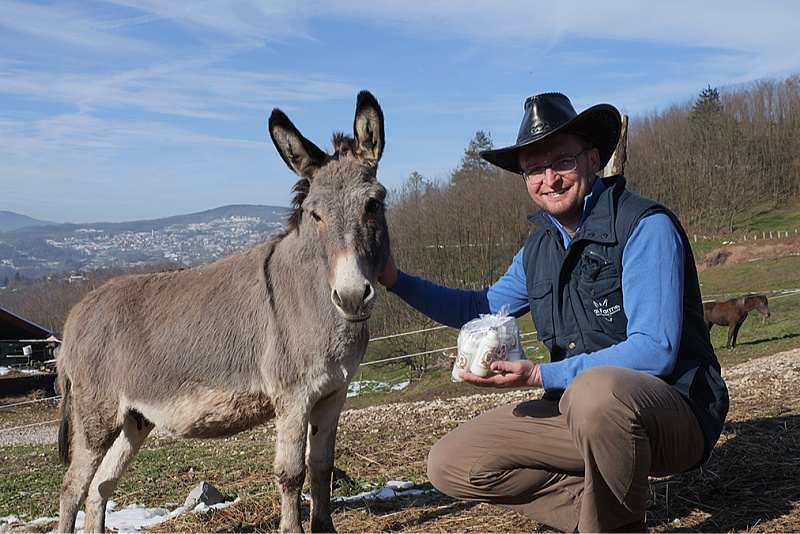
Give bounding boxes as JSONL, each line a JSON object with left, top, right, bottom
{"left": 480, "top": 92, "right": 621, "bottom": 175}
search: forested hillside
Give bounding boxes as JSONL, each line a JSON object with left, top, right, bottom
{"left": 628, "top": 76, "right": 800, "bottom": 232}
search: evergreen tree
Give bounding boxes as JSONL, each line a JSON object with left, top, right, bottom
{"left": 692, "top": 85, "right": 723, "bottom": 127}
{"left": 451, "top": 131, "right": 498, "bottom": 185}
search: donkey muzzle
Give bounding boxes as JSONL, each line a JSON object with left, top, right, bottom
{"left": 330, "top": 252, "right": 376, "bottom": 322}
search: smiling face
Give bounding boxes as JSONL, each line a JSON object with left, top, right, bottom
{"left": 518, "top": 132, "right": 601, "bottom": 234}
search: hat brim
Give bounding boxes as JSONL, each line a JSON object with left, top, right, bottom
{"left": 481, "top": 104, "right": 621, "bottom": 175}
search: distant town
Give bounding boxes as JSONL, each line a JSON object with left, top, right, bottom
{"left": 0, "top": 206, "right": 289, "bottom": 281}
{"left": 47, "top": 215, "right": 284, "bottom": 267}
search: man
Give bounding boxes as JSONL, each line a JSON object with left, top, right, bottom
{"left": 378, "top": 93, "right": 728, "bottom": 533}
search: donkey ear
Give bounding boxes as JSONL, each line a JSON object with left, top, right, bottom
{"left": 269, "top": 109, "right": 327, "bottom": 179}
{"left": 353, "top": 90, "right": 385, "bottom": 167}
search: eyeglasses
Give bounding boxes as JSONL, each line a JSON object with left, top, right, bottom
{"left": 522, "top": 147, "right": 592, "bottom": 181}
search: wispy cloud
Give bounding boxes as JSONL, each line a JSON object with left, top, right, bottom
{"left": 0, "top": 0, "right": 161, "bottom": 54}
{"left": 99, "top": 0, "right": 316, "bottom": 42}
{"left": 2, "top": 57, "right": 362, "bottom": 114}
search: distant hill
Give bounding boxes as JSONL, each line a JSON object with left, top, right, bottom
{"left": 0, "top": 205, "right": 290, "bottom": 279}
{"left": 0, "top": 205, "right": 288, "bottom": 241}
{"left": 0, "top": 211, "right": 56, "bottom": 233}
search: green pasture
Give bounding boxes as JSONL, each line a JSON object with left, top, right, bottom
{"left": 698, "top": 254, "right": 800, "bottom": 367}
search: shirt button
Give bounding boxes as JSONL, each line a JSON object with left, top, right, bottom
{"left": 601, "top": 233, "right": 608, "bottom": 238}
{"left": 590, "top": 290, "right": 596, "bottom": 296}
{"left": 568, "top": 342, "right": 576, "bottom": 350}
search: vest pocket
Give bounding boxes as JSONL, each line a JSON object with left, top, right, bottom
{"left": 578, "top": 276, "right": 626, "bottom": 334}
{"left": 528, "top": 280, "right": 556, "bottom": 343}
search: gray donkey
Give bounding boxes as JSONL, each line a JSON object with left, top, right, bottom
{"left": 56, "top": 91, "right": 390, "bottom": 533}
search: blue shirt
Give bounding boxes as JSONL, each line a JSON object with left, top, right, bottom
{"left": 389, "top": 177, "right": 685, "bottom": 393}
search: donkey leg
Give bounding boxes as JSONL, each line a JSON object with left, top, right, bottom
{"left": 307, "top": 389, "right": 348, "bottom": 533}
{"left": 84, "top": 413, "right": 154, "bottom": 533}
{"left": 57, "top": 430, "right": 108, "bottom": 533}
{"left": 274, "top": 405, "right": 310, "bottom": 533}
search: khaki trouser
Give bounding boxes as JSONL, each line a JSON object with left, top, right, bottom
{"left": 427, "top": 366, "right": 705, "bottom": 533}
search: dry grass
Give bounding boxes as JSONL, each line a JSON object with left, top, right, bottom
{"left": 138, "top": 352, "right": 800, "bottom": 533}
{"left": 2, "top": 352, "right": 798, "bottom": 533}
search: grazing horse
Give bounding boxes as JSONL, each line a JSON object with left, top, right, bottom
{"left": 703, "top": 294, "right": 770, "bottom": 349}
{"left": 56, "top": 91, "right": 390, "bottom": 534}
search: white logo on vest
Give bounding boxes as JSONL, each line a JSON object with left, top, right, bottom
{"left": 593, "top": 299, "right": 621, "bottom": 322}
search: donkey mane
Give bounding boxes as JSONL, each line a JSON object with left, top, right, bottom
{"left": 286, "top": 132, "right": 360, "bottom": 232}
{"left": 286, "top": 177, "right": 310, "bottom": 232}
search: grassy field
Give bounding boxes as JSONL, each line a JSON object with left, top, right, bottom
{"left": 698, "top": 254, "right": 800, "bottom": 367}
{"left": 1, "top": 234, "right": 799, "bottom": 531}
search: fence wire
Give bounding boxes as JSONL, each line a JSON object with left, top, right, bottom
{"left": 3, "top": 287, "right": 799, "bottom": 432}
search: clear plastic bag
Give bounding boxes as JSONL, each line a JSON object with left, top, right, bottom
{"left": 452, "top": 304, "right": 525, "bottom": 382}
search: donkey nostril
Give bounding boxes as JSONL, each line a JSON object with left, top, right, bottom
{"left": 362, "top": 283, "right": 374, "bottom": 303}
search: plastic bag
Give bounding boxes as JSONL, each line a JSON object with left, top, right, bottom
{"left": 452, "top": 304, "right": 525, "bottom": 382}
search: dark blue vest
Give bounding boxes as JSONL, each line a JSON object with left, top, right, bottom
{"left": 522, "top": 175, "right": 728, "bottom": 463}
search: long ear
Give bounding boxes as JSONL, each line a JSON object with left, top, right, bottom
{"left": 269, "top": 109, "right": 327, "bottom": 179}
{"left": 353, "top": 90, "right": 385, "bottom": 167}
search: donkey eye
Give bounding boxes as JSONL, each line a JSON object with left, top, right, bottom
{"left": 309, "top": 210, "right": 322, "bottom": 223}
{"left": 364, "top": 198, "right": 382, "bottom": 215}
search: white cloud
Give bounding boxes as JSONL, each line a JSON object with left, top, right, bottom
{"left": 97, "top": 0, "right": 317, "bottom": 42}
{"left": 0, "top": 0, "right": 160, "bottom": 54}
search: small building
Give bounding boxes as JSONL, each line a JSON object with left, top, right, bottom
{"left": 1, "top": 307, "right": 58, "bottom": 370}
{"left": 1, "top": 307, "right": 60, "bottom": 397}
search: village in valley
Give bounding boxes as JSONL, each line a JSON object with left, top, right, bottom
{"left": 0, "top": 208, "right": 288, "bottom": 282}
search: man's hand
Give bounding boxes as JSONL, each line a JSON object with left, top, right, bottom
{"left": 378, "top": 254, "right": 399, "bottom": 289}
{"left": 460, "top": 359, "right": 542, "bottom": 389}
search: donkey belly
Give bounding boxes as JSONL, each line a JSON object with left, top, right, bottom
{"left": 130, "top": 388, "right": 275, "bottom": 439}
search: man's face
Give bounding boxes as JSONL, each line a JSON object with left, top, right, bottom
{"left": 518, "top": 132, "right": 600, "bottom": 233}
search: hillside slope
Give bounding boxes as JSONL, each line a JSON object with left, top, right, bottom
{"left": 697, "top": 235, "right": 800, "bottom": 271}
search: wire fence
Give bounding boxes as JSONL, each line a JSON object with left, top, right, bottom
{"left": 701, "top": 287, "right": 800, "bottom": 301}
{"left": 692, "top": 229, "right": 800, "bottom": 242}
{"left": 2, "top": 287, "right": 799, "bottom": 434}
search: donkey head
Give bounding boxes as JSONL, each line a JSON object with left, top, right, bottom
{"left": 269, "top": 91, "right": 390, "bottom": 322}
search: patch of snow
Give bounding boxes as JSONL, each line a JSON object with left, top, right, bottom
{"left": 304, "top": 480, "right": 430, "bottom": 503}
{"left": 1, "top": 498, "right": 239, "bottom": 533}
{"left": 1, "top": 481, "right": 424, "bottom": 532}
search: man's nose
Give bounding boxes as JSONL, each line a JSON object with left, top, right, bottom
{"left": 542, "top": 167, "right": 560, "bottom": 185}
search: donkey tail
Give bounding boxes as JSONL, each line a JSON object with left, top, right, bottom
{"left": 58, "top": 378, "right": 72, "bottom": 465}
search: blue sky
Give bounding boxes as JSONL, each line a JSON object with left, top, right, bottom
{"left": 2, "top": 1, "right": 800, "bottom": 224}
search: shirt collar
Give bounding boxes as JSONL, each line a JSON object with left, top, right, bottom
{"left": 548, "top": 176, "right": 607, "bottom": 247}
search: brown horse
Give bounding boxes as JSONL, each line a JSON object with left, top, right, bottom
{"left": 56, "top": 91, "right": 390, "bottom": 534}
{"left": 703, "top": 294, "right": 770, "bottom": 349}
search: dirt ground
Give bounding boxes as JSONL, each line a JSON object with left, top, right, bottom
{"left": 134, "top": 349, "right": 800, "bottom": 534}
{"left": 696, "top": 235, "right": 800, "bottom": 271}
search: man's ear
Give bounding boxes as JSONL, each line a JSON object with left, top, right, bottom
{"left": 588, "top": 147, "right": 602, "bottom": 174}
